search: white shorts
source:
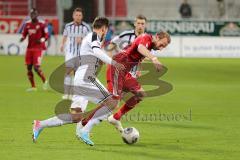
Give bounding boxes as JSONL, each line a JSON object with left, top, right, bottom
{"left": 72, "top": 69, "right": 111, "bottom": 104}
{"left": 70, "top": 95, "right": 88, "bottom": 112}
{"left": 65, "top": 53, "right": 80, "bottom": 70}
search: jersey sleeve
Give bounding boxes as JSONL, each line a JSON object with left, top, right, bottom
{"left": 83, "top": 26, "right": 91, "bottom": 37}
{"left": 137, "top": 35, "right": 152, "bottom": 49}
{"left": 63, "top": 25, "right": 68, "bottom": 36}
{"left": 21, "top": 23, "right": 28, "bottom": 39}
{"left": 85, "top": 24, "right": 91, "bottom": 33}
{"left": 91, "top": 33, "right": 112, "bottom": 64}
{"left": 42, "top": 23, "right": 49, "bottom": 40}
{"left": 111, "top": 35, "right": 121, "bottom": 45}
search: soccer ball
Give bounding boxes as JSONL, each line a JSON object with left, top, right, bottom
{"left": 121, "top": 127, "right": 140, "bottom": 144}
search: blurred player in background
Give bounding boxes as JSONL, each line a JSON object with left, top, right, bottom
{"left": 20, "top": 8, "right": 48, "bottom": 91}
{"left": 60, "top": 8, "right": 91, "bottom": 100}
{"left": 46, "top": 21, "right": 57, "bottom": 55}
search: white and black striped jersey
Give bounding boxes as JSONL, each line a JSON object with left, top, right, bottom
{"left": 77, "top": 32, "right": 112, "bottom": 80}
{"left": 63, "top": 21, "right": 91, "bottom": 56}
{"left": 111, "top": 30, "right": 137, "bottom": 50}
{"left": 111, "top": 30, "right": 140, "bottom": 77}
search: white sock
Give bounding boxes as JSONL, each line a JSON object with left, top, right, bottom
{"left": 40, "top": 114, "right": 73, "bottom": 128}
{"left": 81, "top": 106, "right": 112, "bottom": 133}
{"left": 64, "top": 75, "right": 72, "bottom": 95}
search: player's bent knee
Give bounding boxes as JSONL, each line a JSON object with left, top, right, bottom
{"left": 27, "top": 64, "right": 33, "bottom": 71}
{"left": 71, "top": 113, "right": 82, "bottom": 122}
{"left": 33, "top": 65, "right": 40, "bottom": 72}
{"left": 136, "top": 91, "right": 146, "bottom": 99}
{"left": 104, "top": 97, "right": 118, "bottom": 110}
{"left": 70, "top": 108, "right": 83, "bottom": 114}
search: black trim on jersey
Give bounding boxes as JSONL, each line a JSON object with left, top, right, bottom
{"left": 73, "top": 25, "right": 76, "bottom": 55}
{"left": 88, "top": 76, "right": 109, "bottom": 98}
{"left": 82, "top": 22, "right": 90, "bottom": 32}
{"left": 77, "top": 45, "right": 80, "bottom": 56}
{"left": 128, "top": 35, "right": 132, "bottom": 44}
{"left": 66, "top": 22, "right": 74, "bottom": 27}
{"left": 119, "top": 32, "right": 135, "bottom": 38}
{"left": 81, "top": 25, "right": 84, "bottom": 34}
{"left": 92, "top": 32, "right": 98, "bottom": 42}
{"left": 92, "top": 46, "right": 100, "bottom": 49}
{"left": 69, "top": 25, "right": 72, "bottom": 53}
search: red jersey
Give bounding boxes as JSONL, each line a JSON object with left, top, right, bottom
{"left": 114, "top": 34, "right": 153, "bottom": 71}
{"left": 22, "top": 19, "right": 48, "bottom": 49}
{"left": 124, "top": 34, "right": 153, "bottom": 62}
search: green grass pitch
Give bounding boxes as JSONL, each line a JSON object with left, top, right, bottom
{"left": 0, "top": 55, "right": 239, "bottom": 160}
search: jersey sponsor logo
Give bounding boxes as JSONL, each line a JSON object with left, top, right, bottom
{"left": 28, "top": 29, "right": 37, "bottom": 34}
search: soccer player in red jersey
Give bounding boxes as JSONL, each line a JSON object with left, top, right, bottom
{"left": 20, "top": 8, "right": 48, "bottom": 91}
{"left": 107, "top": 31, "right": 171, "bottom": 132}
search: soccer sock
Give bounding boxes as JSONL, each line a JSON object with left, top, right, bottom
{"left": 34, "top": 66, "right": 46, "bottom": 83}
{"left": 81, "top": 106, "right": 112, "bottom": 133}
{"left": 113, "top": 96, "right": 141, "bottom": 120}
{"left": 64, "top": 75, "right": 72, "bottom": 95}
{"left": 27, "top": 70, "right": 36, "bottom": 88}
{"left": 40, "top": 114, "right": 73, "bottom": 128}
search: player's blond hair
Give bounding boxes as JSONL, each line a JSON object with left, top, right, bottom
{"left": 156, "top": 31, "right": 171, "bottom": 43}
{"left": 135, "top": 14, "right": 147, "bottom": 21}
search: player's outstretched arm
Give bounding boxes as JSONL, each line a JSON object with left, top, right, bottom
{"left": 92, "top": 47, "right": 125, "bottom": 71}
{"left": 107, "top": 43, "right": 117, "bottom": 57}
{"left": 60, "top": 36, "right": 67, "bottom": 52}
{"left": 137, "top": 44, "right": 163, "bottom": 72}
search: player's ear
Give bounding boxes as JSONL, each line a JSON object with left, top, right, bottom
{"left": 134, "top": 21, "right": 137, "bottom": 27}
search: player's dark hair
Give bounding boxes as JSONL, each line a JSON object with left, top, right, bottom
{"left": 92, "top": 17, "right": 109, "bottom": 29}
{"left": 30, "top": 8, "right": 38, "bottom": 13}
{"left": 156, "top": 31, "right": 171, "bottom": 43}
{"left": 74, "top": 7, "right": 83, "bottom": 13}
{"left": 135, "top": 14, "right": 147, "bottom": 21}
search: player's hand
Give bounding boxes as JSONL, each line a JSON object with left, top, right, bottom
{"left": 36, "top": 38, "right": 46, "bottom": 44}
{"left": 19, "top": 37, "right": 24, "bottom": 42}
{"left": 76, "top": 37, "right": 82, "bottom": 44}
{"left": 60, "top": 45, "right": 64, "bottom": 52}
{"left": 112, "top": 61, "right": 125, "bottom": 72}
{"left": 151, "top": 57, "right": 163, "bottom": 72}
{"left": 35, "top": 40, "right": 41, "bottom": 44}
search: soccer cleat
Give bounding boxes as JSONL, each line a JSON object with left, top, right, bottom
{"left": 75, "top": 121, "right": 84, "bottom": 137}
{"left": 42, "top": 81, "right": 48, "bottom": 90}
{"left": 77, "top": 131, "right": 94, "bottom": 146}
{"left": 26, "top": 87, "right": 37, "bottom": 92}
{"left": 107, "top": 115, "right": 124, "bottom": 133}
{"left": 32, "top": 120, "right": 43, "bottom": 143}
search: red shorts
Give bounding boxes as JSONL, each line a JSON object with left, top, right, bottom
{"left": 25, "top": 48, "right": 43, "bottom": 66}
{"left": 107, "top": 65, "right": 141, "bottom": 97}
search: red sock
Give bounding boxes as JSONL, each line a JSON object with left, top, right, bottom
{"left": 35, "top": 66, "right": 46, "bottom": 83}
{"left": 113, "top": 96, "right": 141, "bottom": 120}
{"left": 27, "top": 71, "right": 35, "bottom": 88}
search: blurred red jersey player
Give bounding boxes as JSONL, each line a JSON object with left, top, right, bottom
{"left": 20, "top": 8, "right": 48, "bottom": 91}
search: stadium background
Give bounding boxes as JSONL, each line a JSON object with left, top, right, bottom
{"left": 0, "top": 0, "right": 240, "bottom": 160}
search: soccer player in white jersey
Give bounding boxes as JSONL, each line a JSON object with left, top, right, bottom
{"left": 32, "top": 17, "right": 125, "bottom": 146}
{"left": 60, "top": 8, "right": 91, "bottom": 100}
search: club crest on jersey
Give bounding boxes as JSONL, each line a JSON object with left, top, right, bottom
{"left": 28, "top": 29, "right": 37, "bottom": 34}
{"left": 36, "top": 25, "right": 40, "bottom": 29}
